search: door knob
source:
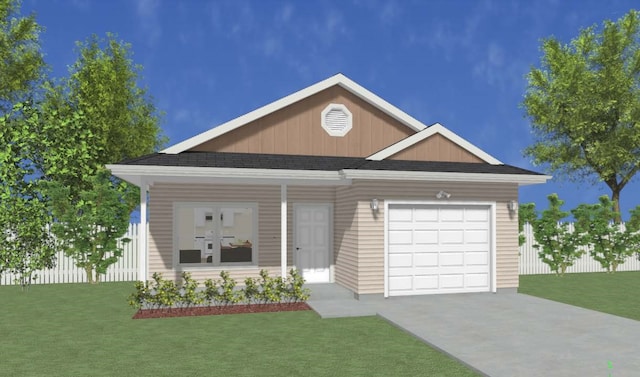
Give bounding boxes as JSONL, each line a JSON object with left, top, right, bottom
{"left": 296, "top": 247, "right": 300, "bottom": 250}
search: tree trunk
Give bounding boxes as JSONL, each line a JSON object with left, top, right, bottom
{"left": 85, "top": 266, "right": 95, "bottom": 284}
{"left": 611, "top": 189, "right": 622, "bottom": 223}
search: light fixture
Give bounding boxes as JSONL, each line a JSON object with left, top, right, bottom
{"left": 436, "top": 191, "right": 451, "bottom": 199}
{"left": 370, "top": 198, "right": 379, "bottom": 211}
{"left": 508, "top": 200, "right": 518, "bottom": 212}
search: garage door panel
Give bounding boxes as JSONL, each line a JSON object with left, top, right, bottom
{"left": 466, "top": 273, "right": 489, "bottom": 287}
{"left": 466, "top": 229, "right": 489, "bottom": 243}
{"left": 389, "top": 253, "right": 413, "bottom": 268}
{"left": 388, "top": 230, "right": 412, "bottom": 245}
{"left": 387, "top": 204, "right": 492, "bottom": 296}
{"left": 439, "top": 230, "right": 464, "bottom": 244}
{"left": 414, "top": 275, "right": 439, "bottom": 290}
{"left": 414, "top": 208, "right": 438, "bottom": 222}
{"left": 440, "top": 208, "right": 464, "bottom": 222}
{"left": 388, "top": 276, "right": 412, "bottom": 291}
{"left": 466, "top": 251, "right": 489, "bottom": 265}
{"left": 414, "top": 230, "right": 438, "bottom": 244}
{"left": 439, "top": 274, "right": 465, "bottom": 289}
{"left": 465, "top": 208, "right": 489, "bottom": 222}
{"left": 439, "top": 252, "right": 464, "bottom": 267}
{"left": 413, "top": 252, "right": 438, "bottom": 267}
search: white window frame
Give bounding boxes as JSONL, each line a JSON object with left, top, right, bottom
{"left": 173, "top": 201, "right": 259, "bottom": 270}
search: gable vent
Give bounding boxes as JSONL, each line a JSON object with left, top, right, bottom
{"left": 321, "top": 103, "right": 352, "bottom": 137}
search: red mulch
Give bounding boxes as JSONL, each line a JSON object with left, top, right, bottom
{"left": 132, "top": 302, "right": 311, "bottom": 319}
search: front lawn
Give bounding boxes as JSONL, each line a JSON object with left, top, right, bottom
{"left": 0, "top": 282, "right": 479, "bottom": 376}
{"left": 519, "top": 271, "right": 640, "bottom": 321}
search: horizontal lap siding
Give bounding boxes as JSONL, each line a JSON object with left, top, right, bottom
{"left": 334, "top": 186, "right": 358, "bottom": 292}
{"left": 352, "top": 180, "right": 519, "bottom": 295}
{"left": 148, "top": 183, "right": 281, "bottom": 283}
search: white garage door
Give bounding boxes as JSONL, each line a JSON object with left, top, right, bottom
{"left": 387, "top": 204, "right": 491, "bottom": 296}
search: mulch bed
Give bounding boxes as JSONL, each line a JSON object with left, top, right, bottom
{"left": 133, "top": 302, "right": 311, "bottom": 319}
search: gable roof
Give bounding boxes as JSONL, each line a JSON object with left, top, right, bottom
{"left": 109, "top": 151, "right": 549, "bottom": 187}
{"left": 161, "top": 73, "right": 428, "bottom": 154}
{"left": 366, "top": 123, "right": 502, "bottom": 164}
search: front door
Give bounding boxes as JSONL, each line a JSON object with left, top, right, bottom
{"left": 294, "top": 204, "right": 331, "bottom": 283}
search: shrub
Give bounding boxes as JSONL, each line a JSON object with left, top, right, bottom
{"left": 243, "top": 277, "right": 259, "bottom": 305}
{"left": 284, "top": 268, "right": 310, "bottom": 303}
{"left": 177, "top": 272, "right": 203, "bottom": 308}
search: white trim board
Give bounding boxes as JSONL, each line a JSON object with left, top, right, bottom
{"left": 161, "top": 73, "right": 428, "bottom": 154}
{"left": 366, "top": 123, "right": 503, "bottom": 165}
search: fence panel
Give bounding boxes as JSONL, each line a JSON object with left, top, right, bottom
{"left": 1, "top": 223, "right": 139, "bottom": 285}
{"left": 519, "top": 223, "right": 640, "bottom": 275}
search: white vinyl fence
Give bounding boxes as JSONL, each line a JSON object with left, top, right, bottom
{"left": 1, "top": 223, "right": 139, "bottom": 285}
{"left": 519, "top": 222, "right": 640, "bottom": 275}
{"left": 3, "top": 222, "right": 640, "bottom": 284}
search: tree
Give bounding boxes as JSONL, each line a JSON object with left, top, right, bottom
{"left": 531, "top": 194, "right": 583, "bottom": 276}
{"left": 38, "top": 33, "right": 165, "bottom": 283}
{"left": 572, "top": 196, "right": 640, "bottom": 272}
{"left": 0, "top": 103, "right": 56, "bottom": 288}
{"left": 0, "top": 0, "right": 45, "bottom": 113}
{"left": 45, "top": 169, "right": 132, "bottom": 284}
{"left": 523, "top": 10, "right": 640, "bottom": 220}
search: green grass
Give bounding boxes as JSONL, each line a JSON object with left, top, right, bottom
{"left": 519, "top": 271, "right": 640, "bottom": 321}
{"left": 0, "top": 282, "right": 479, "bottom": 377}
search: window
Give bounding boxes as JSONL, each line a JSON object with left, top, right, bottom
{"left": 321, "top": 103, "right": 352, "bottom": 136}
{"left": 175, "top": 203, "right": 256, "bottom": 266}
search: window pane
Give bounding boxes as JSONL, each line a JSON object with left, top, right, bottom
{"left": 178, "top": 206, "right": 215, "bottom": 265}
{"left": 220, "top": 207, "right": 253, "bottom": 263}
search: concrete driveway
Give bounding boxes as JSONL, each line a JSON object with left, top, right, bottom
{"left": 307, "top": 285, "right": 640, "bottom": 376}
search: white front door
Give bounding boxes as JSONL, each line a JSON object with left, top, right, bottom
{"left": 294, "top": 204, "right": 331, "bottom": 283}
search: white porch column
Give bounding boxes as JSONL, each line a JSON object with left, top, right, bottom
{"left": 280, "top": 184, "right": 287, "bottom": 278}
{"left": 139, "top": 182, "right": 148, "bottom": 282}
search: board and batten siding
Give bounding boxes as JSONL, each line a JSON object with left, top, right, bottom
{"left": 388, "top": 133, "right": 484, "bottom": 163}
{"left": 187, "top": 85, "right": 414, "bottom": 158}
{"left": 351, "top": 180, "right": 519, "bottom": 295}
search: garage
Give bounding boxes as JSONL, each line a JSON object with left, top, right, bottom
{"left": 386, "top": 203, "right": 493, "bottom": 296}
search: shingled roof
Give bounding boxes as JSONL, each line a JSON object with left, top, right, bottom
{"left": 119, "top": 151, "right": 542, "bottom": 176}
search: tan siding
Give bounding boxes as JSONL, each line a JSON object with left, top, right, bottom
{"left": 334, "top": 186, "right": 359, "bottom": 292}
{"left": 147, "top": 183, "right": 282, "bottom": 283}
{"left": 188, "top": 85, "right": 414, "bottom": 157}
{"left": 388, "top": 134, "right": 484, "bottom": 162}
{"left": 351, "top": 180, "right": 519, "bottom": 295}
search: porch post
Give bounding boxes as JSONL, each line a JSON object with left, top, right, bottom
{"left": 139, "top": 182, "right": 148, "bottom": 282}
{"left": 280, "top": 184, "right": 287, "bottom": 278}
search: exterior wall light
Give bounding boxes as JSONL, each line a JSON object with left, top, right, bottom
{"left": 508, "top": 200, "right": 518, "bottom": 213}
{"left": 370, "top": 198, "right": 379, "bottom": 211}
{"left": 436, "top": 191, "right": 451, "bottom": 199}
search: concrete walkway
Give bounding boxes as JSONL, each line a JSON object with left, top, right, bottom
{"left": 306, "top": 284, "right": 640, "bottom": 377}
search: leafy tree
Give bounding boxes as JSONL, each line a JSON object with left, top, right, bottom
{"left": 0, "top": 0, "right": 46, "bottom": 113}
{"left": 0, "top": 103, "right": 56, "bottom": 288}
{"left": 572, "top": 196, "right": 640, "bottom": 272}
{"left": 45, "top": 169, "right": 132, "bottom": 284}
{"left": 523, "top": 10, "right": 640, "bottom": 220}
{"left": 518, "top": 202, "right": 537, "bottom": 246}
{"left": 39, "top": 34, "right": 165, "bottom": 282}
{"left": 531, "top": 194, "right": 583, "bottom": 276}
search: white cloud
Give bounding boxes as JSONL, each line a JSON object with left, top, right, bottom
{"left": 135, "top": 0, "right": 162, "bottom": 47}
{"left": 278, "top": 3, "right": 294, "bottom": 23}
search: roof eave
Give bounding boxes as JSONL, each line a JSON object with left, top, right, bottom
{"left": 341, "top": 169, "right": 551, "bottom": 185}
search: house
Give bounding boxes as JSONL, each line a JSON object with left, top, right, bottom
{"left": 107, "top": 74, "right": 549, "bottom": 298}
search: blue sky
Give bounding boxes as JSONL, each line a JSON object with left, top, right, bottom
{"left": 22, "top": 0, "right": 640, "bottom": 218}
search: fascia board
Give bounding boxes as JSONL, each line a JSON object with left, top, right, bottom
{"left": 366, "top": 123, "right": 503, "bottom": 165}
{"left": 106, "top": 164, "right": 346, "bottom": 184}
{"left": 161, "top": 73, "right": 427, "bottom": 154}
{"left": 341, "top": 169, "right": 551, "bottom": 185}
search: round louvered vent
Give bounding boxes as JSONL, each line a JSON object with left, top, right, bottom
{"left": 321, "top": 103, "right": 352, "bottom": 137}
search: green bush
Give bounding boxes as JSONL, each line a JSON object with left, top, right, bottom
{"left": 128, "top": 269, "right": 310, "bottom": 310}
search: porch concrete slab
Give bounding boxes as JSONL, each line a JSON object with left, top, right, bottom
{"left": 305, "top": 285, "right": 640, "bottom": 376}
